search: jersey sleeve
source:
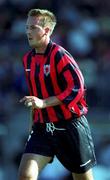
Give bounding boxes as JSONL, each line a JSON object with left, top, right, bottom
{"left": 56, "top": 50, "right": 85, "bottom": 112}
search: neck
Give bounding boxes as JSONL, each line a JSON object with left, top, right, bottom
{"left": 35, "top": 37, "right": 50, "bottom": 54}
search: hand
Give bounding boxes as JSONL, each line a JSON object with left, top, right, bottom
{"left": 19, "top": 96, "right": 44, "bottom": 109}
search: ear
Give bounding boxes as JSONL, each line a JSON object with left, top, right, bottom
{"left": 44, "top": 27, "right": 50, "bottom": 35}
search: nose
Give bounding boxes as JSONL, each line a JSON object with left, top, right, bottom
{"left": 26, "top": 31, "right": 31, "bottom": 36}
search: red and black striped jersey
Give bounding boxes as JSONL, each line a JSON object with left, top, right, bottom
{"left": 23, "top": 41, "right": 88, "bottom": 123}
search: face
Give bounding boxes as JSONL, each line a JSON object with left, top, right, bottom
{"left": 26, "top": 16, "right": 47, "bottom": 48}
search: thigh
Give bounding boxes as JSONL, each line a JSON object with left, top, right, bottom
{"left": 18, "top": 153, "right": 52, "bottom": 178}
{"left": 18, "top": 124, "right": 54, "bottom": 179}
{"left": 72, "top": 169, "right": 94, "bottom": 180}
{"left": 54, "top": 116, "right": 96, "bottom": 173}
{"left": 24, "top": 123, "right": 54, "bottom": 157}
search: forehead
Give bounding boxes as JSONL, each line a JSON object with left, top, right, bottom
{"left": 26, "top": 16, "right": 42, "bottom": 26}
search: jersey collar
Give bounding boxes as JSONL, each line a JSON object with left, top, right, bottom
{"left": 32, "top": 40, "right": 53, "bottom": 57}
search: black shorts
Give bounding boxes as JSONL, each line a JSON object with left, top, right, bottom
{"left": 24, "top": 115, "right": 96, "bottom": 173}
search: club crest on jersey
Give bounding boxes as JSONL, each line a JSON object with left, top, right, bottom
{"left": 44, "top": 64, "right": 50, "bottom": 76}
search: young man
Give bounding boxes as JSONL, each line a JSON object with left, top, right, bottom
{"left": 18, "top": 9, "right": 96, "bottom": 180}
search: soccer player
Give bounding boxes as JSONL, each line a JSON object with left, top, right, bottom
{"left": 18, "top": 9, "right": 96, "bottom": 180}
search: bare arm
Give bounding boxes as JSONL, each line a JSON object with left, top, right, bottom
{"left": 43, "top": 96, "right": 62, "bottom": 108}
{"left": 20, "top": 96, "right": 62, "bottom": 109}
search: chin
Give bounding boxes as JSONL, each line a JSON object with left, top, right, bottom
{"left": 29, "top": 43, "right": 36, "bottom": 48}
{"left": 30, "top": 44, "right": 36, "bottom": 48}
{"left": 29, "top": 42, "right": 39, "bottom": 48}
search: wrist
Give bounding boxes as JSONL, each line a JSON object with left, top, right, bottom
{"left": 42, "top": 99, "right": 47, "bottom": 108}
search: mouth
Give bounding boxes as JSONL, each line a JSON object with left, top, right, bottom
{"left": 28, "top": 37, "right": 33, "bottom": 41}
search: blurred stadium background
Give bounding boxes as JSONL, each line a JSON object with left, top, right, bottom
{"left": 0, "top": 0, "right": 110, "bottom": 179}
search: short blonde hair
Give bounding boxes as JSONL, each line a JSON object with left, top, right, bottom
{"left": 28, "top": 9, "right": 57, "bottom": 35}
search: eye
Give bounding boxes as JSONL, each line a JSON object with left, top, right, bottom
{"left": 31, "top": 25, "right": 36, "bottom": 29}
{"left": 25, "top": 25, "right": 35, "bottom": 30}
{"left": 25, "top": 25, "right": 42, "bottom": 31}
